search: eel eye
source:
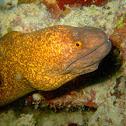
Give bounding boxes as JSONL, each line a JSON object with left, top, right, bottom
{"left": 74, "top": 41, "right": 83, "bottom": 49}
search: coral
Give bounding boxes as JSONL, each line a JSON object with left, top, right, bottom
{"left": 0, "top": 110, "right": 36, "bottom": 126}
{"left": 17, "top": 0, "right": 112, "bottom": 19}
{"left": 56, "top": 0, "right": 111, "bottom": 10}
{"left": 40, "top": 0, "right": 61, "bottom": 19}
{"left": 0, "top": 110, "right": 17, "bottom": 125}
{"left": 26, "top": 93, "right": 44, "bottom": 109}
{"left": 0, "top": 0, "right": 125, "bottom": 125}
{"left": 0, "top": 109, "right": 87, "bottom": 126}
{"left": 0, "top": 0, "right": 18, "bottom": 9}
{"left": 0, "top": 0, "right": 120, "bottom": 36}
{"left": 13, "top": 114, "right": 36, "bottom": 126}
{"left": 18, "top": 0, "right": 40, "bottom": 4}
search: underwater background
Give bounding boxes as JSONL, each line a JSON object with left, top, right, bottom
{"left": 0, "top": 0, "right": 125, "bottom": 126}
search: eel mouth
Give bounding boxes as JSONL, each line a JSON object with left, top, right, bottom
{"left": 62, "top": 40, "right": 112, "bottom": 75}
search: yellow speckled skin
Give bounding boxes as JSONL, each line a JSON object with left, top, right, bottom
{"left": 0, "top": 25, "right": 111, "bottom": 106}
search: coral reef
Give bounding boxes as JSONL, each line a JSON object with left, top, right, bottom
{"left": 0, "top": 109, "right": 91, "bottom": 126}
{"left": 0, "top": 110, "right": 36, "bottom": 126}
{"left": 56, "top": 0, "right": 111, "bottom": 9}
{"left": 0, "top": 0, "right": 18, "bottom": 9}
{"left": 17, "top": 0, "right": 111, "bottom": 8}
{"left": 0, "top": 0, "right": 125, "bottom": 125}
{"left": 0, "top": 0, "right": 121, "bottom": 35}
{"left": 0, "top": 0, "right": 113, "bottom": 18}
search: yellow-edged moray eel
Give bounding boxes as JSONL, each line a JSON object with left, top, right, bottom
{"left": 0, "top": 25, "right": 111, "bottom": 106}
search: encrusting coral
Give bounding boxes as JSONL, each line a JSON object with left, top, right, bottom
{"left": 0, "top": 0, "right": 125, "bottom": 125}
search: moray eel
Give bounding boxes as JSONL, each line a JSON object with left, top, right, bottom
{"left": 0, "top": 25, "right": 111, "bottom": 106}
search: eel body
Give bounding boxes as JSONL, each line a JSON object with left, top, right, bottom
{"left": 0, "top": 25, "right": 111, "bottom": 106}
